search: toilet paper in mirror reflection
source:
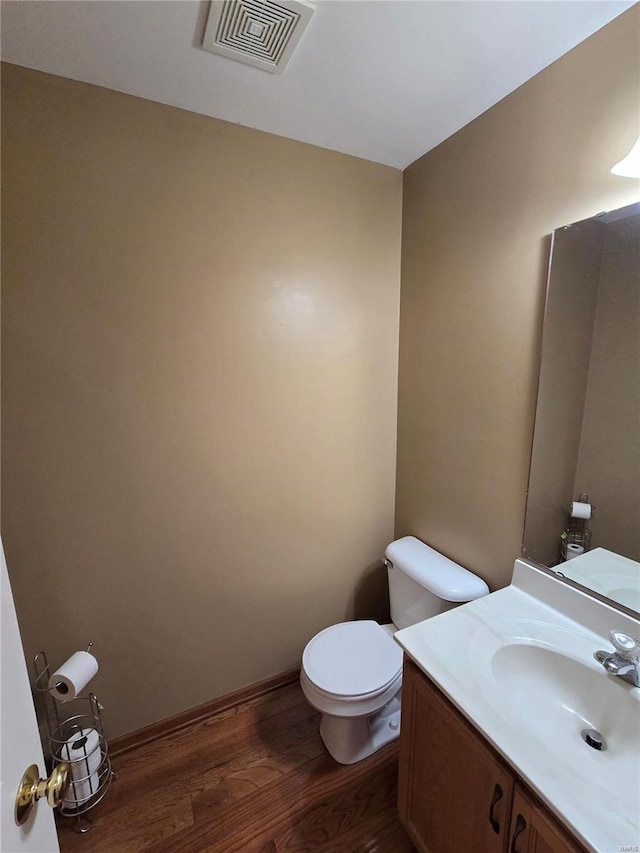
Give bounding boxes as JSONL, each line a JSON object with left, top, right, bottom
{"left": 565, "top": 544, "right": 585, "bottom": 561}
{"left": 570, "top": 501, "right": 592, "bottom": 520}
{"left": 48, "top": 651, "right": 98, "bottom": 702}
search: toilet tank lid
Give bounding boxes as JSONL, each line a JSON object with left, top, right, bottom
{"left": 385, "top": 536, "right": 489, "bottom": 602}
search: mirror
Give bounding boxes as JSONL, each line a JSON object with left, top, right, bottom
{"left": 523, "top": 201, "right": 640, "bottom": 615}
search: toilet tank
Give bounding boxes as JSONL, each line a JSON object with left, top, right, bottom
{"left": 385, "top": 536, "right": 489, "bottom": 630}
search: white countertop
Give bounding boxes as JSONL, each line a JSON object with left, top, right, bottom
{"left": 394, "top": 559, "right": 640, "bottom": 853}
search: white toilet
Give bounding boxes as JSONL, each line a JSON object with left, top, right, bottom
{"left": 300, "top": 535, "right": 489, "bottom": 764}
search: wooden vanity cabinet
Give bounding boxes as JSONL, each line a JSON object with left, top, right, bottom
{"left": 398, "top": 659, "right": 586, "bottom": 853}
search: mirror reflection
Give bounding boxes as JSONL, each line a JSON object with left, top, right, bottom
{"left": 523, "top": 202, "right": 640, "bottom": 613}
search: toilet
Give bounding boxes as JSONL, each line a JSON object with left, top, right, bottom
{"left": 300, "top": 535, "right": 489, "bottom": 764}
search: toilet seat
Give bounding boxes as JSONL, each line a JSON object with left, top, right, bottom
{"left": 302, "top": 620, "right": 403, "bottom": 699}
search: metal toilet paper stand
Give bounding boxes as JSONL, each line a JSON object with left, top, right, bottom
{"left": 560, "top": 492, "right": 595, "bottom": 562}
{"left": 33, "top": 646, "right": 115, "bottom": 833}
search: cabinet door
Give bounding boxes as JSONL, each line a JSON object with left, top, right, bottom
{"left": 507, "top": 785, "right": 586, "bottom": 853}
{"left": 398, "top": 659, "right": 514, "bottom": 853}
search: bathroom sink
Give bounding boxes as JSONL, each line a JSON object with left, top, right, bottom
{"left": 394, "top": 558, "right": 640, "bottom": 853}
{"left": 491, "top": 643, "right": 640, "bottom": 787}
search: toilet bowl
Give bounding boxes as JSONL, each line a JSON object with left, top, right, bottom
{"left": 300, "top": 536, "right": 489, "bottom": 764}
{"left": 300, "top": 620, "right": 403, "bottom": 764}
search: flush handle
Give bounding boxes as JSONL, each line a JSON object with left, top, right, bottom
{"left": 509, "top": 813, "right": 527, "bottom": 853}
{"left": 488, "top": 782, "right": 503, "bottom": 833}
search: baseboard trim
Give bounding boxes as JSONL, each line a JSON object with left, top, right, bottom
{"left": 110, "top": 667, "right": 301, "bottom": 757}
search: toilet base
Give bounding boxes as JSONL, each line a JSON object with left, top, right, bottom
{"left": 318, "top": 692, "right": 402, "bottom": 765}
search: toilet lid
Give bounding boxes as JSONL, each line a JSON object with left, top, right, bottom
{"left": 302, "top": 620, "right": 403, "bottom": 697}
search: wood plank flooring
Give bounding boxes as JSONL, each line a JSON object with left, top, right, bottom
{"left": 57, "top": 683, "right": 415, "bottom": 853}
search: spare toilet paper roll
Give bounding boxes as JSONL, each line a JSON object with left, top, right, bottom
{"left": 60, "top": 728, "right": 101, "bottom": 806}
{"left": 48, "top": 651, "right": 98, "bottom": 703}
{"left": 565, "top": 543, "right": 585, "bottom": 561}
{"left": 570, "top": 501, "right": 592, "bottom": 520}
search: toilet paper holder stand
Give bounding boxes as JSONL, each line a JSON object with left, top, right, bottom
{"left": 32, "top": 647, "right": 115, "bottom": 834}
{"left": 560, "top": 493, "right": 595, "bottom": 562}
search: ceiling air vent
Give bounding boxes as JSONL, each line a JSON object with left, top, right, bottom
{"left": 202, "top": 0, "right": 315, "bottom": 75}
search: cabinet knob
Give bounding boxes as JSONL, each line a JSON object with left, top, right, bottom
{"left": 510, "top": 813, "right": 527, "bottom": 853}
{"left": 488, "top": 782, "right": 503, "bottom": 833}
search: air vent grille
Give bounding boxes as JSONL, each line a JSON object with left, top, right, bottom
{"left": 202, "top": 0, "right": 315, "bottom": 74}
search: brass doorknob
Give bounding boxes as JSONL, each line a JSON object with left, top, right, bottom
{"left": 15, "top": 762, "right": 70, "bottom": 826}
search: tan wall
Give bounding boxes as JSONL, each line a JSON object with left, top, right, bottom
{"left": 397, "top": 6, "right": 640, "bottom": 589}
{"left": 1, "top": 64, "right": 402, "bottom": 738}
{"left": 523, "top": 220, "right": 603, "bottom": 567}
{"left": 574, "top": 215, "right": 640, "bottom": 560}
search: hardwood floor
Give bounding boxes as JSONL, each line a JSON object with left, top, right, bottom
{"left": 57, "top": 683, "right": 415, "bottom": 853}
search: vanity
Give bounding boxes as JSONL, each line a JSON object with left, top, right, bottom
{"left": 394, "top": 559, "right": 640, "bottom": 853}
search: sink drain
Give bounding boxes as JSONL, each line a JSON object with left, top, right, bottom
{"left": 581, "top": 728, "right": 607, "bottom": 751}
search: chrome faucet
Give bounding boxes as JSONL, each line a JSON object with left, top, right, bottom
{"left": 595, "top": 630, "right": 640, "bottom": 688}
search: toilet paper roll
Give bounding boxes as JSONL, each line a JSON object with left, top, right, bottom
{"left": 570, "top": 501, "right": 592, "bottom": 520}
{"left": 565, "top": 543, "right": 585, "bottom": 561}
{"left": 48, "top": 651, "right": 98, "bottom": 703}
{"left": 60, "top": 728, "right": 101, "bottom": 806}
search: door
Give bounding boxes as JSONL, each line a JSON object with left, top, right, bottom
{"left": 1, "top": 539, "right": 60, "bottom": 852}
{"left": 508, "top": 785, "right": 584, "bottom": 853}
{"left": 398, "top": 658, "right": 514, "bottom": 853}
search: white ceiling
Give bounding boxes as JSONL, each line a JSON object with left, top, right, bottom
{"left": 1, "top": 0, "right": 633, "bottom": 168}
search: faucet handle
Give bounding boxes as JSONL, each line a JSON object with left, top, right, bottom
{"left": 609, "top": 630, "right": 640, "bottom": 660}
